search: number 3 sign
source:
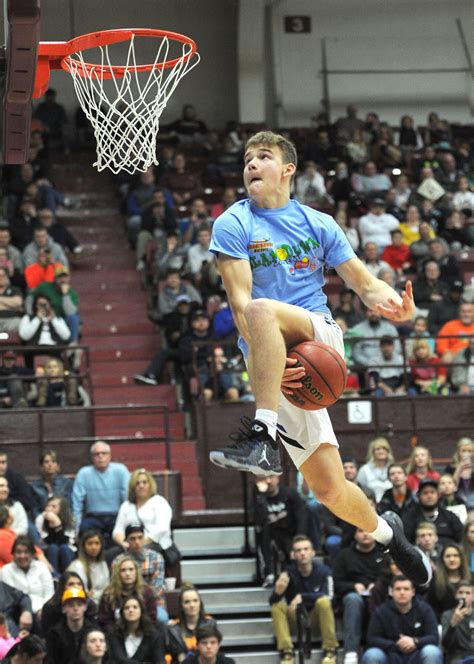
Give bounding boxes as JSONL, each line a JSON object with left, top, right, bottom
{"left": 284, "top": 16, "right": 311, "bottom": 33}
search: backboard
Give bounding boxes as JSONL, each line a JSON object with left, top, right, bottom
{"left": 1, "top": 0, "right": 40, "bottom": 164}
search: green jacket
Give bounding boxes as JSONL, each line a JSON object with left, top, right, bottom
{"left": 32, "top": 281, "right": 79, "bottom": 317}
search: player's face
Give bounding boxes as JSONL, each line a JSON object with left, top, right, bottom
{"left": 243, "top": 144, "right": 293, "bottom": 206}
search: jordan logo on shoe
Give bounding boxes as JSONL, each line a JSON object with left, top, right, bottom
{"left": 259, "top": 447, "right": 269, "bottom": 467}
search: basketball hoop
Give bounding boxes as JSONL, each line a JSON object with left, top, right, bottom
{"left": 34, "top": 29, "right": 200, "bottom": 174}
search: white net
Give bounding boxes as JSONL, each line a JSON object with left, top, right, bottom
{"left": 65, "top": 34, "right": 200, "bottom": 174}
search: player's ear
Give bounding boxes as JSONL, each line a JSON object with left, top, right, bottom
{"left": 283, "top": 162, "right": 296, "bottom": 178}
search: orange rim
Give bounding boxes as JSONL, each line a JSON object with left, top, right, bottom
{"left": 34, "top": 28, "right": 198, "bottom": 95}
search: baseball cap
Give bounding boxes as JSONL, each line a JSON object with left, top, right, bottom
{"left": 417, "top": 478, "right": 439, "bottom": 493}
{"left": 176, "top": 294, "right": 191, "bottom": 304}
{"left": 62, "top": 587, "right": 87, "bottom": 604}
{"left": 450, "top": 281, "right": 464, "bottom": 292}
{"left": 371, "top": 197, "right": 386, "bottom": 206}
{"left": 191, "top": 309, "right": 210, "bottom": 321}
{"left": 54, "top": 265, "right": 69, "bottom": 277}
{"left": 125, "top": 523, "right": 145, "bottom": 538}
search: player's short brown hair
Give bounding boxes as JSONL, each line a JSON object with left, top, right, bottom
{"left": 245, "top": 131, "right": 297, "bottom": 168}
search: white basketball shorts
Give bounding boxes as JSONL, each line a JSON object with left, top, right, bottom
{"left": 277, "top": 312, "right": 344, "bottom": 468}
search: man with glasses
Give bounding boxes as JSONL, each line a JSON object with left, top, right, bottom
{"left": 72, "top": 441, "right": 129, "bottom": 547}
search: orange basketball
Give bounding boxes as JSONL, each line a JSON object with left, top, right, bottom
{"left": 283, "top": 340, "right": 347, "bottom": 411}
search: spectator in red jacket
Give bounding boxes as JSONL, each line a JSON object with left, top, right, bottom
{"left": 381, "top": 230, "right": 412, "bottom": 278}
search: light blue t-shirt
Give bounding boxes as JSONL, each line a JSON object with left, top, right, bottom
{"left": 209, "top": 198, "right": 355, "bottom": 314}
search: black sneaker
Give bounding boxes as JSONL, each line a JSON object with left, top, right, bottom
{"left": 209, "top": 417, "right": 283, "bottom": 476}
{"left": 381, "top": 511, "right": 432, "bottom": 587}
{"left": 133, "top": 373, "right": 158, "bottom": 386}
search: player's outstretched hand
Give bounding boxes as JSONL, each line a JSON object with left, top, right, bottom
{"left": 281, "top": 357, "right": 305, "bottom": 395}
{"left": 375, "top": 280, "right": 416, "bottom": 322}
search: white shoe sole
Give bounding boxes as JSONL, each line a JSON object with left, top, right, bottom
{"left": 209, "top": 451, "right": 282, "bottom": 476}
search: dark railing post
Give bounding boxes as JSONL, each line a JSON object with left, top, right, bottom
{"left": 163, "top": 408, "right": 171, "bottom": 471}
{"left": 241, "top": 471, "right": 251, "bottom": 556}
{"left": 37, "top": 409, "right": 44, "bottom": 460}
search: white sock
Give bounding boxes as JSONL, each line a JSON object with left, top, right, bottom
{"left": 369, "top": 516, "right": 393, "bottom": 546}
{"left": 255, "top": 409, "right": 278, "bottom": 440}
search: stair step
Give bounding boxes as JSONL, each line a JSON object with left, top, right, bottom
{"left": 200, "top": 587, "right": 269, "bottom": 614}
{"left": 230, "top": 650, "right": 339, "bottom": 663}
{"left": 93, "top": 387, "right": 177, "bottom": 409}
{"left": 84, "top": 334, "right": 158, "bottom": 352}
{"left": 94, "top": 411, "right": 180, "bottom": 430}
{"left": 79, "top": 302, "right": 149, "bottom": 316}
{"left": 175, "top": 526, "right": 255, "bottom": 557}
{"left": 85, "top": 320, "right": 155, "bottom": 337}
{"left": 219, "top": 617, "right": 273, "bottom": 646}
{"left": 180, "top": 557, "right": 256, "bottom": 585}
{"left": 183, "top": 495, "right": 206, "bottom": 510}
{"left": 88, "top": 344, "right": 157, "bottom": 360}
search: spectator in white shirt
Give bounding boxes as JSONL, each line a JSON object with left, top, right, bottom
{"left": 452, "top": 176, "right": 474, "bottom": 216}
{"left": 18, "top": 293, "right": 70, "bottom": 370}
{"left": 112, "top": 468, "right": 173, "bottom": 554}
{"left": 0, "top": 476, "right": 27, "bottom": 535}
{"left": 295, "top": 161, "right": 328, "bottom": 206}
{"left": 358, "top": 198, "right": 400, "bottom": 251}
{"left": 187, "top": 224, "right": 214, "bottom": 287}
{"left": 361, "top": 242, "right": 392, "bottom": 278}
{"left": 0, "top": 535, "right": 54, "bottom": 616}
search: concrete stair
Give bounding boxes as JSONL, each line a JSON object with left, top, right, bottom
{"left": 172, "top": 524, "right": 344, "bottom": 661}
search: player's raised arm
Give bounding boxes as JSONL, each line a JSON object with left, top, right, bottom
{"left": 336, "top": 257, "right": 416, "bottom": 322}
{"left": 216, "top": 253, "right": 253, "bottom": 343}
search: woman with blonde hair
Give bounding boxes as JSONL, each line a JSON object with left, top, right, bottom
{"left": 112, "top": 468, "right": 178, "bottom": 564}
{"left": 444, "top": 437, "right": 474, "bottom": 509}
{"left": 405, "top": 446, "right": 440, "bottom": 493}
{"left": 356, "top": 437, "right": 394, "bottom": 502}
{"left": 408, "top": 339, "right": 447, "bottom": 395}
{"left": 98, "top": 555, "right": 156, "bottom": 630}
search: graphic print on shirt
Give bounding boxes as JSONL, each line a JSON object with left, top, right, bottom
{"left": 248, "top": 236, "right": 321, "bottom": 275}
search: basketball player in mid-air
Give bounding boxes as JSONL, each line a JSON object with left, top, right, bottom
{"left": 208, "top": 131, "right": 431, "bottom": 588}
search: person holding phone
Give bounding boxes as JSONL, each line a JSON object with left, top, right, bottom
{"left": 441, "top": 581, "right": 474, "bottom": 664}
{"left": 18, "top": 293, "right": 70, "bottom": 369}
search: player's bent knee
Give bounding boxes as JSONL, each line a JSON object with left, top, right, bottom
{"left": 244, "top": 298, "right": 275, "bottom": 323}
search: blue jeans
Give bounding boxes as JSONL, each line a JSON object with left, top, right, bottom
{"left": 343, "top": 592, "right": 366, "bottom": 653}
{"left": 66, "top": 313, "right": 81, "bottom": 343}
{"left": 362, "top": 645, "right": 443, "bottom": 664}
{"left": 80, "top": 514, "right": 116, "bottom": 548}
{"left": 46, "top": 543, "right": 76, "bottom": 574}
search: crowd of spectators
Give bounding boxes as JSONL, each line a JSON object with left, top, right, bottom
{"left": 0, "top": 441, "right": 240, "bottom": 663}
{"left": 2, "top": 92, "right": 474, "bottom": 663}
{"left": 257, "top": 435, "right": 474, "bottom": 664}
{"left": 0, "top": 93, "right": 94, "bottom": 413}
{"left": 112, "top": 104, "right": 474, "bottom": 405}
